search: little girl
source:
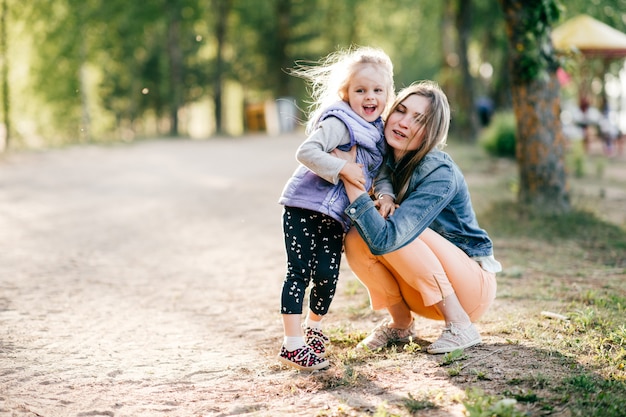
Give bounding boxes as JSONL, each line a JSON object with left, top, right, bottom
{"left": 277, "top": 46, "right": 395, "bottom": 370}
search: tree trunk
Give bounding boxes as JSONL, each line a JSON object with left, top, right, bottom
{"left": 512, "top": 75, "right": 570, "bottom": 213}
{"left": 79, "top": 37, "right": 91, "bottom": 142}
{"left": 455, "top": 0, "right": 479, "bottom": 142}
{"left": 440, "top": 0, "right": 457, "bottom": 115}
{"left": 500, "top": 0, "right": 570, "bottom": 214}
{"left": 213, "top": 0, "right": 230, "bottom": 135}
{"left": 275, "top": 0, "right": 291, "bottom": 97}
{"left": 166, "top": 0, "right": 182, "bottom": 137}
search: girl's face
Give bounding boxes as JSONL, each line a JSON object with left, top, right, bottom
{"left": 384, "top": 94, "right": 429, "bottom": 160}
{"left": 346, "top": 65, "right": 388, "bottom": 123}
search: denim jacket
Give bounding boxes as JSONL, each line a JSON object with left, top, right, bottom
{"left": 345, "top": 149, "right": 495, "bottom": 258}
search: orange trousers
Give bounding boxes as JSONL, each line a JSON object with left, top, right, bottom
{"left": 344, "top": 227, "right": 497, "bottom": 321}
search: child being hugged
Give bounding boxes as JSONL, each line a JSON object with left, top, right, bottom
{"left": 277, "top": 46, "right": 396, "bottom": 370}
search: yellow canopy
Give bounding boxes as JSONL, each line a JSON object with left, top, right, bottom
{"left": 552, "top": 14, "right": 626, "bottom": 57}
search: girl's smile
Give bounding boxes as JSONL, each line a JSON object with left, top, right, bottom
{"left": 346, "top": 64, "right": 388, "bottom": 123}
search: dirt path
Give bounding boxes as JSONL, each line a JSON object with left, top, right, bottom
{"left": 1, "top": 135, "right": 623, "bottom": 417}
{"left": 0, "top": 135, "right": 318, "bottom": 416}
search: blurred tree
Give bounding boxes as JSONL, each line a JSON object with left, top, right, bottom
{"left": 439, "top": 0, "right": 457, "bottom": 116}
{"left": 499, "top": 0, "right": 570, "bottom": 214}
{"left": 472, "top": 0, "right": 511, "bottom": 111}
{"left": 25, "top": 0, "right": 93, "bottom": 143}
{"left": 16, "top": 0, "right": 621, "bottom": 146}
{"left": 230, "top": 0, "right": 323, "bottom": 99}
{"left": 323, "top": 0, "right": 358, "bottom": 48}
{"left": 211, "top": 0, "right": 231, "bottom": 135}
{"left": 418, "top": 0, "right": 482, "bottom": 142}
{"left": 275, "top": 0, "right": 292, "bottom": 97}
{"left": 117, "top": 0, "right": 205, "bottom": 137}
{"left": 25, "top": 0, "right": 209, "bottom": 140}
{"left": 16, "top": 0, "right": 449, "bottom": 142}
{"left": 455, "top": 0, "right": 479, "bottom": 142}
{"left": 562, "top": 0, "right": 626, "bottom": 31}
{"left": 343, "top": 1, "right": 443, "bottom": 88}
{"left": 96, "top": 0, "right": 164, "bottom": 138}
{"left": 165, "top": 0, "right": 183, "bottom": 136}
{"left": 0, "top": 0, "right": 9, "bottom": 149}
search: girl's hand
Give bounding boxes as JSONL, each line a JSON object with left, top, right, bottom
{"left": 374, "top": 195, "right": 398, "bottom": 218}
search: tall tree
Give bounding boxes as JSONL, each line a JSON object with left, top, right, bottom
{"left": 212, "top": 0, "right": 231, "bottom": 135}
{"left": 165, "top": 0, "right": 183, "bottom": 136}
{"left": 455, "top": 0, "right": 479, "bottom": 142}
{"left": 471, "top": 0, "right": 512, "bottom": 110}
{"left": 275, "top": 0, "right": 291, "bottom": 97}
{"left": 26, "top": 0, "right": 91, "bottom": 142}
{"left": 499, "top": 0, "right": 570, "bottom": 214}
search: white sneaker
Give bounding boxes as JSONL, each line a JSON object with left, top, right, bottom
{"left": 427, "top": 323, "right": 482, "bottom": 354}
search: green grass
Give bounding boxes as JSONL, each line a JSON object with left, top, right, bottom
{"left": 481, "top": 202, "right": 626, "bottom": 267}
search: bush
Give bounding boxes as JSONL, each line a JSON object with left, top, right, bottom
{"left": 480, "top": 112, "right": 517, "bottom": 158}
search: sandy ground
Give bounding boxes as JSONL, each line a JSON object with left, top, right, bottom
{"left": 0, "top": 134, "right": 623, "bottom": 417}
{"left": 1, "top": 135, "right": 310, "bottom": 416}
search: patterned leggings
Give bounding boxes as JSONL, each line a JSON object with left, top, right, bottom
{"left": 280, "top": 206, "right": 344, "bottom": 316}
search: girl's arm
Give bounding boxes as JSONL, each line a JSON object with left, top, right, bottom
{"left": 296, "top": 118, "right": 351, "bottom": 184}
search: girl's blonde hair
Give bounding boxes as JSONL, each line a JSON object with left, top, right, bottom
{"left": 388, "top": 81, "right": 451, "bottom": 203}
{"left": 290, "top": 46, "right": 395, "bottom": 134}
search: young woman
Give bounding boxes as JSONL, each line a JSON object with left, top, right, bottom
{"left": 337, "top": 81, "right": 501, "bottom": 354}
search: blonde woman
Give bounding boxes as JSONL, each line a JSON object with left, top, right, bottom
{"left": 337, "top": 81, "right": 501, "bottom": 354}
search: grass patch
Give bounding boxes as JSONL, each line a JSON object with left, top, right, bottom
{"left": 482, "top": 202, "right": 626, "bottom": 267}
{"left": 403, "top": 392, "right": 438, "bottom": 412}
{"left": 463, "top": 388, "right": 527, "bottom": 417}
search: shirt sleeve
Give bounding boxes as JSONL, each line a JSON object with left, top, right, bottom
{"left": 345, "top": 163, "right": 457, "bottom": 255}
{"left": 296, "top": 117, "right": 351, "bottom": 184}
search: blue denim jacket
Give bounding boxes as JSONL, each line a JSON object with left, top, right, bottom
{"left": 345, "top": 149, "right": 495, "bottom": 257}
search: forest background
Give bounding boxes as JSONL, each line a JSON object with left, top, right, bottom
{"left": 1, "top": 0, "right": 625, "bottom": 149}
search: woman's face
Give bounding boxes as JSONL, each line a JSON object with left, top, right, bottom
{"left": 384, "top": 94, "right": 429, "bottom": 160}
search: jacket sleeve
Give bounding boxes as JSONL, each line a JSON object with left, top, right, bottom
{"left": 296, "top": 118, "right": 351, "bottom": 184}
{"left": 373, "top": 163, "right": 395, "bottom": 200}
{"left": 345, "top": 163, "right": 457, "bottom": 255}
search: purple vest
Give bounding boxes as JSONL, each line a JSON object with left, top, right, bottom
{"left": 279, "top": 101, "right": 385, "bottom": 231}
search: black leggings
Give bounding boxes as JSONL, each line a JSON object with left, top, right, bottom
{"left": 280, "top": 207, "right": 344, "bottom": 316}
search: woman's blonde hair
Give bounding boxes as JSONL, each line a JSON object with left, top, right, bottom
{"left": 290, "top": 46, "right": 395, "bottom": 134}
{"left": 388, "top": 81, "right": 451, "bottom": 203}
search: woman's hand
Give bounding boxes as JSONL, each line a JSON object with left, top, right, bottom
{"left": 339, "top": 161, "right": 366, "bottom": 190}
{"left": 331, "top": 146, "right": 357, "bottom": 163}
{"left": 332, "top": 146, "right": 368, "bottom": 201}
{"left": 375, "top": 195, "right": 398, "bottom": 218}
{"left": 333, "top": 146, "right": 366, "bottom": 190}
